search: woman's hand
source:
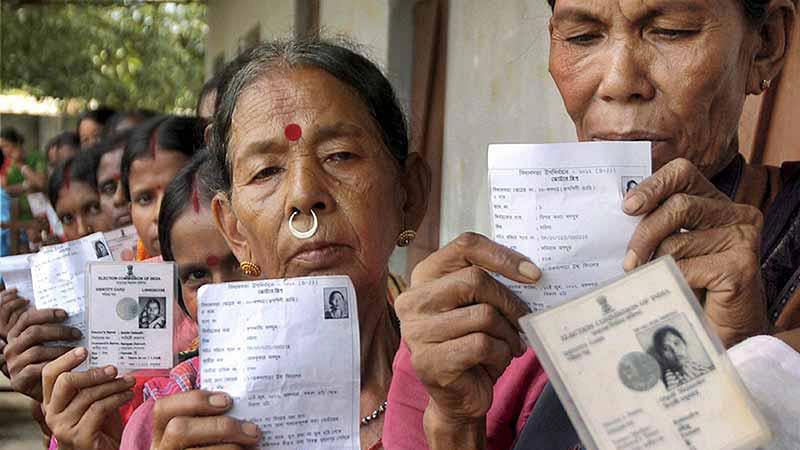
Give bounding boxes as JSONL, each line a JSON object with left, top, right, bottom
{"left": 41, "top": 347, "right": 134, "bottom": 450}
{"left": 0, "top": 288, "right": 30, "bottom": 339}
{"left": 150, "top": 390, "right": 262, "bottom": 450}
{"left": 395, "top": 232, "right": 537, "bottom": 447}
{"left": 624, "top": 158, "right": 766, "bottom": 347}
{"left": 3, "top": 308, "right": 80, "bottom": 401}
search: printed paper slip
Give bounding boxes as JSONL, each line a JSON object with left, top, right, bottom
{"left": 199, "top": 276, "right": 360, "bottom": 450}
{"left": 30, "top": 232, "right": 113, "bottom": 350}
{"left": 0, "top": 253, "right": 35, "bottom": 302}
{"left": 488, "top": 142, "right": 651, "bottom": 310}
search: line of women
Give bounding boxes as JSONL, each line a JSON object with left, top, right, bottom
{"left": 2, "top": 0, "right": 800, "bottom": 448}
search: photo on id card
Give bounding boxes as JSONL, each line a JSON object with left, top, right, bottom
{"left": 85, "top": 262, "right": 176, "bottom": 371}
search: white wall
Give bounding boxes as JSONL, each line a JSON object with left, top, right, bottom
{"left": 205, "top": 0, "right": 296, "bottom": 76}
{"left": 438, "top": 0, "right": 575, "bottom": 245}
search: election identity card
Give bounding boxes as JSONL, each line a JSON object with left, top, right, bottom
{"left": 85, "top": 262, "right": 177, "bottom": 371}
{"left": 520, "top": 256, "right": 771, "bottom": 450}
{"left": 198, "top": 276, "right": 360, "bottom": 449}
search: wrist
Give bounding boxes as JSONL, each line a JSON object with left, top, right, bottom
{"left": 423, "top": 402, "right": 486, "bottom": 450}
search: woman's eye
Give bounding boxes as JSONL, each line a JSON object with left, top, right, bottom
{"left": 326, "top": 152, "right": 357, "bottom": 163}
{"left": 254, "top": 166, "right": 283, "bottom": 180}
{"left": 135, "top": 194, "right": 152, "bottom": 206}
{"left": 60, "top": 214, "right": 73, "bottom": 225}
{"left": 187, "top": 270, "right": 209, "bottom": 282}
{"left": 567, "top": 33, "right": 601, "bottom": 45}
{"left": 101, "top": 183, "right": 116, "bottom": 195}
{"left": 651, "top": 28, "right": 697, "bottom": 39}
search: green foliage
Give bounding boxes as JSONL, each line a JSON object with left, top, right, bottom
{"left": 1, "top": 2, "right": 207, "bottom": 113}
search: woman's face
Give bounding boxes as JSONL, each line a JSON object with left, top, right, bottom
{"left": 78, "top": 119, "right": 103, "bottom": 148}
{"left": 55, "top": 180, "right": 113, "bottom": 241}
{"left": 97, "top": 147, "right": 132, "bottom": 229}
{"left": 170, "top": 208, "right": 242, "bottom": 320}
{"left": 661, "top": 332, "right": 688, "bottom": 366}
{"left": 129, "top": 150, "right": 190, "bottom": 256}
{"left": 548, "top": 0, "right": 759, "bottom": 177}
{"left": 147, "top": 301, "right": 161, "bottom": 318}
{"left": 218, "top": 67, "right": 406, "bottom": 296}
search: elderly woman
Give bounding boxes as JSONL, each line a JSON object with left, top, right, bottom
{"left": 135, "top": 39, "right": 498, "bottom": 450}
{"left": 387, "top": 0, "right": 799, "bottom": 448}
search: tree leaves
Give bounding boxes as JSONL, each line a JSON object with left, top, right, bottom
{"left": 1, "top": 2, "right": 206, "bottom": 113}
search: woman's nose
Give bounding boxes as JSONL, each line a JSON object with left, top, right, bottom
{"left": 76, "top": 216, "right": 93, "bottom": 238}
{"left": 284, "top": 162, "right": 335, "bottom": 217}
{"left": 112, "top": 181, "right": 128, "bottom": 208}
{"left": 596, "top": 40, "right": 655, "bottom": 103}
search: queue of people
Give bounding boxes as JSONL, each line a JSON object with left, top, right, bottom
{"left": 2, "top": 0, "right": 800, "bottom": 448}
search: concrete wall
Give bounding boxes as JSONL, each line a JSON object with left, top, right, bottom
{"left": 205, "top": 0, "right": 296, "bottom": 76}
{"left": 0, "top": 114, "right": 76, "bottom": 155}
{"left": 203, "top": 1, "right": 577, "bottom": 273}
{"left": 438, "top": 0, "right": 575, "bottom": 245}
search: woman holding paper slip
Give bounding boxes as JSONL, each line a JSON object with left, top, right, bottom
{"left": 545, "top": 0, "right": 799, "bottom": 341}
{"left": 391, "top": 0, "right": 800, "bottom": 448}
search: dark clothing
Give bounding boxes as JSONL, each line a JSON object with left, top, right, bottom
{"left": 712, "top": 154, "right": 800, "bottom": 330}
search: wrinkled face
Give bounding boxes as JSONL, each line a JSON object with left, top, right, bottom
{"left": 129, "top": 150, "right": 190, "bottom": 256}
{"left": 78, "top": 119, "right": 103, "bottom": 148}
{"left": 548, "top": 0, "right": 757, "bottom": 177}
{"left": 223, "top": 67, "right": 404, "bottom": 296}
{"left": 55, "top": 180, "right": 113, "bottom": 241}
{"left": 97, "top": 148, "right": 131, "bottom": 228}
{"left": 661, "top": 332, "right": 688, "bottom": 365}
{"left": 171, "top": 208, "right": 242, "bottom": 320}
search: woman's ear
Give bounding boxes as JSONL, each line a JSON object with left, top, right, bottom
{"left": 747, "top": 0, "right": 796, "bottom": 94}
{"left": 400, "top": 152, "right": 432, "bottom": 232}
{"left": 211, "top": 192, "right": 252, "bottom": 264}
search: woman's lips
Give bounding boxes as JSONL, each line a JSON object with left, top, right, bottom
{"left": 291, "top": 244, "right": 350, "bottom": 269}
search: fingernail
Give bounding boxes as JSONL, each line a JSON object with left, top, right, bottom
{"left": 623, "top": 249, "right": 639, "bottom": 272}
{"left": 71, "top": 328, "right": 82, "bottom": 339}
{"left": 74, "top": 347, "right": 87, "bottom": 358}
{"left": 624, "top": 194, "right": 644, "bottom": 214}
{"left": 518, "top": 261, "right": 541, "bottom": 282}
{"left": 103, "top": 366, "right": 116, "bottom": 376}
{"left": 123, "top": 375, "right": 136, "bottom": 385}
{"left": 242, "top": 422, "right": 260, "bottom": 437}
{"left": 209, "top": 393, "right": 230, "bottom": 407}
{"left": 55, "top": 310, "right": 68, "bottom": 320}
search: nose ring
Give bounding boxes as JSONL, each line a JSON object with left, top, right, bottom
{"left": 288, "top": 209, "right": 318, "bottom": 240}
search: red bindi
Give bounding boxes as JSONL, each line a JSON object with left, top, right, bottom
{"left": 206, "top": 255, "right": 220, "bottom": 267}
{"left": 112, "top": 173, "right": 121, "bottom": 181}
{"left": 284, "top": 123, "right": 302, "bottom": 141}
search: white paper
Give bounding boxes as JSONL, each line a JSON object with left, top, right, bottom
{"left": 0, "top": 253, "right": 35, "bottom": 302}
{"left": 521, "top": 257, "right": 771, "bottom": 450}
{"left": 86, "top": 262, "right": 176, "bottom": 370}
{"left": 30, "top": 233, "right": 113, "bottom": 349}
{"left": 198, "top": 276, "right": 360, "bottom": 450}
{"left": 26, "top": 192, "right": 65, "bottom": 239}
{"left": 103, "top": 225, "right": 139, "bottom": 262}
{"left": 488, "top": 142, "right": 651, "bottom": 311}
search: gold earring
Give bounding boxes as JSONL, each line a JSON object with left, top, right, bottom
{"left": 396, "top": 230, "right": 417, "bottom": 247}
{"left": 240, "top": 261, "right": 262, "bottom": 277}
{"left": 761, "top": 79, "right": 772, "bottom": 91}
